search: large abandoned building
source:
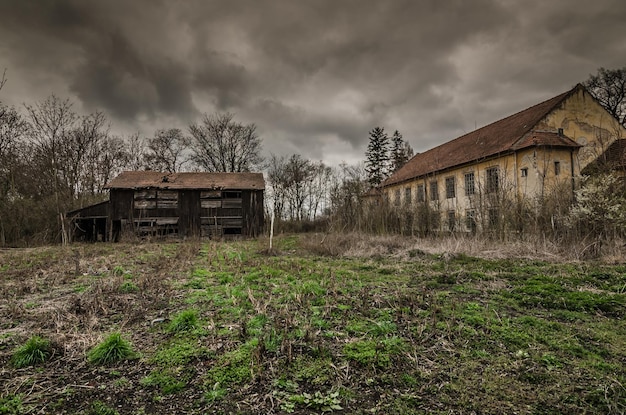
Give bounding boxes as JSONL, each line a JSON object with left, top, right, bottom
{"left": 68, "top": 171, "right": 265, "bottom": 241}
{"left": 380, "top": 84, "right": 626, "bottom": 231}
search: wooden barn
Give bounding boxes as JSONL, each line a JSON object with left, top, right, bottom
{"left": 68, "top": 171, "right": 265, "bottom": 241}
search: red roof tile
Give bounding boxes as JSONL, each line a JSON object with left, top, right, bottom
{"left": 383, "top": 84, "right": 585, "bottom": 187}
{"left": 104, "top": 171, "right": 265, "bottom": 190}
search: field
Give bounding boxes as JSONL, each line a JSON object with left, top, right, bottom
{"left": 1, "top": 234, "right": 625, "bottom": 414}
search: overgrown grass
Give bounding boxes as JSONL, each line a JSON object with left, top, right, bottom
{"left": 1, "top": 235, "right": 625, "bottom": 414}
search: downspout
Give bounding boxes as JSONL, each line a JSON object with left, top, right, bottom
{"left": 570, "top": 149, "right": 576, "bottom": 197}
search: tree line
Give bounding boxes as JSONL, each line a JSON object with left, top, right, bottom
{"left": 1, "top": 66, "right": 625, "bottom": 246}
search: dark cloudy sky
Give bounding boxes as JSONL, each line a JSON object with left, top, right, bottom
{"left": 1, "top": 0, "right": 625, "bottom": 166}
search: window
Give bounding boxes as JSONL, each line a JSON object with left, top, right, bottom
{"left": 445, "top": 177, "right": 455, "bottom": 199}
{"left": 394, "top": 189, "right": 401, "bottom": 205}
{"left": 521, "top": 168, "right": 528, "bottom": 177}
{"left": 464, "top": 172, "right": 475, "bottom": 196}
{"left": 405, "top": 187, "right": 412, "bottom": 204}
{"left": 554, "top": 161, "right": 561, "bottom": 176}
{"left": 417, "top": 184, "right": 425, "bottom": 202}
{"left": 430, "top": 181, "right": 439, "bottom": 201}
{"left": 466, "top": 209, "right": 477, "bottom": 233}
{"left": 486, "top": 167, "right": 499, "bottom": 193}
{"left": 447, "top": 211, "right": 456, "bottom": 231}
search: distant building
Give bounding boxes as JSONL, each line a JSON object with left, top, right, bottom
{"left": 68, "top": 171, "right": 265, "bottom": 241}
{"left": 380, "top": 84, "right": 626, "bottom": 231}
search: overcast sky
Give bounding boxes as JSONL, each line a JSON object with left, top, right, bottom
{"left": 1, "top": 0, "right": 625, "bottom": 167}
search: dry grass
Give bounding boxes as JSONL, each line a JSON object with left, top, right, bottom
{"left": 296, "top": 231, "right": 626, "bottom": 263}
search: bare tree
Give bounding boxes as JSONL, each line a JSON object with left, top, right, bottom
{"left": 144, "top": 128, "right": 190, "bottom": 173}
{"left": 123, "top": 133, "right": 147, "bottom": 171}
{"left": 189, "top": 113, "right": 263, "bottom": 172}
{"left": 584, "top": 67, "right": 626, "bottom": 127}
{"left": 25, "top": 95, "right": 78, "bottom": 223}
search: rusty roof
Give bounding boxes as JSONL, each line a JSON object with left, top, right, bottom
{"left": 383, "top": 84, "right": 585, "bottom": 187}
{"left": 105, "top": 171, "right": 265, "bottom": 190}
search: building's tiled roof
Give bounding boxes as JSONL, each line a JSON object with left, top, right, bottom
{"left": 105, "top": 171, "right": 265, "bottom": 190}
{"left": 383, "top": 84, "right": 585, "bottom": 187}
{"left": 511, "top": 131, "right": 580, "bottom": 150}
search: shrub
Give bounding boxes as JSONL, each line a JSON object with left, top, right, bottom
{"left": 87, "top": 333, "right": 137, "bottom": 365}
{"left": 11, "top": 336, "right": 51, "bottom": 368}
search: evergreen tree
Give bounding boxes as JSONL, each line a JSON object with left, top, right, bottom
{"left": 365, "top": 126, "right": 389, "bottom": 187}
{"left": 390, "top": 130, "right": 414, "bottom": 173}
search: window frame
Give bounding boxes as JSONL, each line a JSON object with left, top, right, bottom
{"left": 464, "top": 172, "right": 475, "bottom": 196}
{"left": 445, "top": 176, "right": 456, "bottom": 199}
{"left": 429, "top": 181, "right": 439, "bottom": 201}
{"left": 486, "top": 167, "right": 499, "bottom": 193}
{"left": 417, "top": 184, "right": 425, "bottom": 203}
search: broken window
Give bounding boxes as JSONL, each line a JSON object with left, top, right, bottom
{"left": 486, "top": 167, "right": 499, "bottom": 193}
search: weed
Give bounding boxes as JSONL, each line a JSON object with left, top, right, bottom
{"left": 151, "top": 338, "right": 207, "bottom": 366}
{"left": 141, "top": 369, "right": 187, "bottom": 394}
{"left": 204, "top": 385, "right": 227, "bottom": 403}
{"left": 88, "top": 400, "right": 119, "bottom": 415}
{"left": 168, "top": 309, "right": 200, "bottom": 333}
{"left": 119, "top": 281, "right": 139, "bottom": 293}
{"left": 205, "top": 338, "right": 259, "bottom": 388}
{"left": 87, "top": 333, "right": 137, "bottom": 365}
{"left": 343, "top": 337, "right": 405, "bottom": 367}
{"left": 0, "top": 395, "right": 22, "bottom": 415}
{"left": 11, "top": 336, "right": 51, "bottom": 368}
{"left": 289, "top": 391, "right": 343, "bottom": 412}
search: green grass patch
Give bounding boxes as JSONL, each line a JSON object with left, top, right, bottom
{"left": 11, "top": 336, "right": 51, "bottom": 368}
{"left": 87, "top": 333, "right": 137, "bottom": 365}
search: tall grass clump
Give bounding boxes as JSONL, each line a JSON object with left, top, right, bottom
{"left": 11, "top": 336, "right": 51, "bottom": 368}
{"left": 87, "top": 332, "right": 137, "bottom": 365}
{"left": 168, "top": 309, "right": 200, "bottom": 333}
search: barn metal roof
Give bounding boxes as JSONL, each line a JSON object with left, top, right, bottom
{"left": 104, "top": 171, "right": 265, "bottom": 190}
{"left": 383, "top": 84, "right": 585, "bottom": 187}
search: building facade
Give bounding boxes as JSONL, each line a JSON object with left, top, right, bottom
{"left": 381, "top": 84, "right": 626, "bottom": 232}
{"left": 68, "top": 171, "right": 265, "bottom": 241}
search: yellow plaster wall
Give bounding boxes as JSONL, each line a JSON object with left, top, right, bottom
{"left": 538, "top": 88, "right": 626, "bottom": 169}
{"left": 385, "top": 148, "right": 577, "bottom": 231}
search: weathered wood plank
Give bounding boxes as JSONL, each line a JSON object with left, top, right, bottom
{"left": 134, "top": 200, "right": 157, "bottom": 209}
{"left": 200, "top": 191, "right": 221, "bottom": 199}
{"left": 222, "top": 199, "right": 242, "bottom": 209}
{"left": 157, "top": 190, "right": 178, "bottom": 200}
{"left": 201, "top": 200, "right": 222, "bottom": 209}
{"left": 134, "top": 190, "right": 156, "bottom": 199}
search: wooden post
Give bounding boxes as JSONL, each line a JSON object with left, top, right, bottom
{"left": 269, "top": 212, "right": 275, "bottom": 250}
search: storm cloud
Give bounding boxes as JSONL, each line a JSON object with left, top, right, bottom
{"left": 1, "top": 0, "right": 624, "bottom": 165}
